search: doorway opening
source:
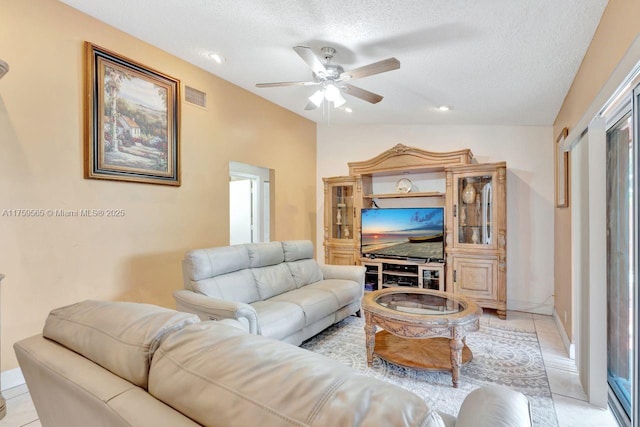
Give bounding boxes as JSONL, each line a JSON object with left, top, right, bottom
{"left": 229, "top": 161, "right": 271, "bottom": 245}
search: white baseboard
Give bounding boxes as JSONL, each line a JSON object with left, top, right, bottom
{"left": 553, "top": 309, "right": 575, "bottom": 359}
{"left": 507, "top": 298, "right": 554, "bottom": 316}
{"left": 2, "top": 368, "right": 25, "bottom": 391}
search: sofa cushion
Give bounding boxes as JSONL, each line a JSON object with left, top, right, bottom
{"left": 250, "top": 300, "right": 305, "bottom": 340}
{"left": 192, "top": 269, "right": 260, "bottom": 304}
{"left": 246, "top": 242, "right": 284, "bottom": 267}
{"left": 43, "top": 300, "right": 199, "bottom": 389}
{"left": 286, "top": 259, "right": 323, "bottom": 288}
{"left": 306, "top": 279, "right": 363, "bottom": 307}
{"left": 252, "top": 264, "right": 296, "bottom": 299}
{"left": 184, "top": 245, "right": 250, "bottom": 280}
{"left": 149, "top": 321, "right": 440, "bottom": 427}
{"left": 269, "top": 288, "right": 340, "bottom": 326}
{"left": 282, "top": 240, "right": 314, "bottom": 261}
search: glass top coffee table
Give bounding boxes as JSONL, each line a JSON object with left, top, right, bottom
{"left": 362, "top": 288, "right": 482, "bottom": 388}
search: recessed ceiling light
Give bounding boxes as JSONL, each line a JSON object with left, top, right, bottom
{"left": 437, "top": 105, "right": 452, "bottom": 112}
{"left": 208, "top": 52, "right": 225, "bottom": 64}
{"left": 345, "top": 107, "right": 353, "bottom": 113}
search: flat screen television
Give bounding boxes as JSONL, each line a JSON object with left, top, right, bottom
{"left": 361, "top": 207, "right": 444, "bottom": 262}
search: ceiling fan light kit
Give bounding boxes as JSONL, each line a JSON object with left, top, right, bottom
{"left": 333, "top": 96, "right": 346, "bottom": 108}
{"left": 256, "top": 46, "right": 400, "bottom": 111}
{"left": 324, "top": 84, "right": 340, "bottom": 101}
{"left": 308, "top": 83, "right": 347, "bottom": 109}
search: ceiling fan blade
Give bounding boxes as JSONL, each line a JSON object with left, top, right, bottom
{"left": 293, "top": 46, "right": 328, "bottom": 77}
{"left": 304, "top": 100, "right": 319, "bottom": 110}
{"left": 340, "top": 57, "right": 400, "bottom": 81}
{"left": 256, "top": 81, "right": 318, "bottom": 88}
{"left": 342, "top": 84, "right": 384, "bottom": 104}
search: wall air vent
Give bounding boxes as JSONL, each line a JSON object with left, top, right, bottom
{"left": 0, "top": 59, "right": 9, "bottom": 79}
{"left": 185, "top": 85, "right": 207, "bottom": 108}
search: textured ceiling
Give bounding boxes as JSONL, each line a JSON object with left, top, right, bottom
{"left": 59, "top": 0, "right": 608, "bottom": 126}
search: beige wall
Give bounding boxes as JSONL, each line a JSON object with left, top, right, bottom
{"left": 553, "top": 1, "right": 640, "bottom": 341}
{"left": 317, "top": 124, "right": 555, "bottom": 314}
{"left": 0, "top": 0, "right": 316, "bottom": 370}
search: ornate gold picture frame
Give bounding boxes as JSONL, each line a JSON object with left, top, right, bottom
{"left": 84, "top": 42, "right": 181, "bottom": 186}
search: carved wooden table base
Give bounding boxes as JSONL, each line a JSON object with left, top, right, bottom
{"left": 363, "top": 288, "right": 481, "bottom": 388}
{"left": 374, "top": 331, "right": 472, "bottom": 372}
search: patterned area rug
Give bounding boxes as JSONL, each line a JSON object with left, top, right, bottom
{"left": 301, "top": 316, "right": 558, "bottom": 427}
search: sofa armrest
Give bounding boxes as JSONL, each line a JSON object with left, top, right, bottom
{"left": 455, "top": 385, "right": 532, "bottom": 427}
{"left": 319, "top": 264, "right": 365, "bottom": 285}
{"left": 173, "top": 290, "right": 260, "bottom": 335}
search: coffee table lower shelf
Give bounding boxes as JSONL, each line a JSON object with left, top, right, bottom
{"left": 374, "top": 331, "right": 473, "bottom": 371}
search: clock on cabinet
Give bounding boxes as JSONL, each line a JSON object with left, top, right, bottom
{"left": 395, "top": 178, "right": 412, "bottom": 193}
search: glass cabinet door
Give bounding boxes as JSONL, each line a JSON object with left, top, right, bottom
{"left": 457, "top": 174, "right": 494, "bottom": 246}
{"left": 323, "top": 175, "right": 362, "bottom": 266}
{"left": 331, "top": 185, "right": 354, "bottom": 240}
{"left": 422, "top": 269, "right": 440, "bottom": 290}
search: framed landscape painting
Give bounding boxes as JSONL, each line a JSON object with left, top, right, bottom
{"left": 84, "top": 42, "right": 181, "bottom": 186}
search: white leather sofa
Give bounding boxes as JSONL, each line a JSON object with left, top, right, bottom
{"left": 174, "top": 240, "right": 364, "bottom": 345}
{"left": 15, "top": 300, "right": 532, "bottom": 427}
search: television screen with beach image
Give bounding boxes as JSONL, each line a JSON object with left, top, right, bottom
{"left": 361, "top": 207, "right": 444, "bottom": 260}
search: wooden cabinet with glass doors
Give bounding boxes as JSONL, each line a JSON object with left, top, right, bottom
{"left": 445, "top": 162, "right": 507, "bottom": 318}
{"left": 322, "top": 176, "right": 370, "bottom": 265}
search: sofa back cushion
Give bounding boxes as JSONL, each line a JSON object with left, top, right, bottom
{"left": 184, "top": 245, "right": 250, "bottom": 282}
{"left": 286, "top": 259, "right": 324, "bottom": 288}
{"left": 282, "top": 240, "right": 314, "bottom": 261}
{"left": 252, "top": 264, "right": 297, "bottom": 300}
{"left": 43, "top": 300, "right": 199, "bottom": 389}
{"left": 149, "top": 321, "right": 442, "bottom": 427}
{"left": 183, "top": 245, "right": 261, "bottom": 303}
{"left": 281, "top": 240, "right": 322, "bottom": 288}
{"left": 246, "top": 242, "right": 284, "bottom": 267}
{"left": 191, "top": 269, "right": 260, "bottom": 303}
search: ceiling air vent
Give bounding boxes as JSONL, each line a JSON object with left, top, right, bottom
{"left": 185, "top": 85, "right": 207, "bottom": 108}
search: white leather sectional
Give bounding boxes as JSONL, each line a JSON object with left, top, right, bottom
{"left": 15, "top": 300, "right": 533, "bottom": 427}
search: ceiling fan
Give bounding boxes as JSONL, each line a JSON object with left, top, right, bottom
{"left": 256, "top": 46, "right": 400, "bottom": 110}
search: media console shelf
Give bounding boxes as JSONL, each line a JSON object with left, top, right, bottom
{"left": 361, "top": 258, "right": 444, "bottom": 292}
{"left": 364, "top": 191, "right": 445, "bottom": 199}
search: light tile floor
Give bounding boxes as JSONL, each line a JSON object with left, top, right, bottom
{"left": 0, "top": 311, "right": 621, "bottom": 427}
{"left": 485, "top": 310, "right": 619, "bottom": 427}
{"left": 0, "top": 384, "right": 39, "bottom": 427}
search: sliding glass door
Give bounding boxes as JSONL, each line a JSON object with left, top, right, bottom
{"left": 606, "top": 99, "right": 636, "bottom": 426}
